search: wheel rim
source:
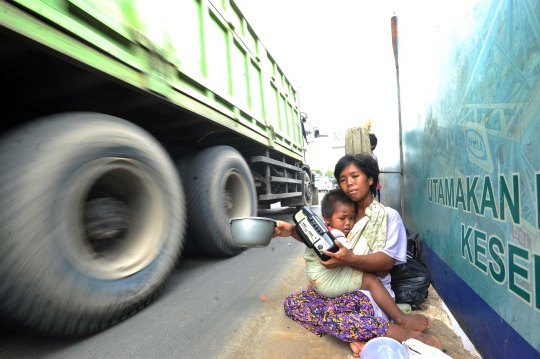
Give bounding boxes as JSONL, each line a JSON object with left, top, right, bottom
{"left": 222, "top": 169, "right": 252, "bottom": 220}
{"left": 57, "top": 158, "right": 165, "bottom": 280}
{"left": 304, "top": 173, "right": 313, "bottom": 202}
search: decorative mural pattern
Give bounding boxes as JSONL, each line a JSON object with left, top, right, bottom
{"left": 398, "top": 0, "right": 540, "bottom": 355}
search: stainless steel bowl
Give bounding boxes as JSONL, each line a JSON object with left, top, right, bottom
{"left": 229, "top": 217, "right": 276, "bottom": 248}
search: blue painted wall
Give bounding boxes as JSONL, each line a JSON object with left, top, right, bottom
{"left": 393, "top": 0, "right": 540, "bottom": 357}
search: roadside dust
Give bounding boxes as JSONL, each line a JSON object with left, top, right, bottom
{"left": 219, "top": 255, "right": 480, "bottom": 359}
{"left": 414, "top": 289, "right": 480, "bottom": 359}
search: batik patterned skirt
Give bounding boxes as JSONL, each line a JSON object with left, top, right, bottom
{"left": 284, "top": 288, "right": 389, "bottom": 343}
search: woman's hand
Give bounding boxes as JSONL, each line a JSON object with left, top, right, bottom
{"left": 273, "top": 221, "right": 303, "bottom": 243}
{"left": 273, "top": 221, "right": 295, "bottom": 238}
{"left": 319, "top": 240, "right": 355, "bottom": 268}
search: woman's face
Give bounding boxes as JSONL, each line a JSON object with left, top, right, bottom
{"left": 338, "top": 163, "right": 373, "bottom": 204}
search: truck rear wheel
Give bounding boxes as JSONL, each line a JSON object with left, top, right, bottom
{"left": 300, "top": 170, "right": 313, "bottom": 208}
{"left": 180, "top": 146, "right": 256, "bottom": 256}
{"left": 0, "top": 113, "right": 186, "bottom": 336}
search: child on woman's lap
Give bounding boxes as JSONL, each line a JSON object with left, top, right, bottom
{"left": 321, "top": 190, "right": 429, "bottom": 333}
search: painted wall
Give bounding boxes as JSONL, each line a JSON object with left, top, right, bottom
{"left": 391, "top": 0, "right": 540, "bottom": 357}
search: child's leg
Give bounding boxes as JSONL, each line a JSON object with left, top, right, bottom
{"left": 360, "top": 273, "right": 429, "bottom": 332}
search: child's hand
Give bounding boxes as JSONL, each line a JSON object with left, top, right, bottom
{"left": 319, "top": 240, "right": 354, "bottom": 268}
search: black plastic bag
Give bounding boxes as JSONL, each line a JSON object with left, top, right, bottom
{"left": 407, "top": 233, "right": 420, "bottom": 258}
{"left": 390, "top": 254, "right": 430, "bottom": 309}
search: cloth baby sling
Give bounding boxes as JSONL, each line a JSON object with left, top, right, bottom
{"left": 304, "top": 200, "right": 388, "bottom": 298}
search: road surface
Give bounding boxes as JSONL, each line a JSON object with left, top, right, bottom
{"left": 0, "top": 206, "right": 311, "bottom": 359}
{"left": 0, "top": 202, "right": 479, "bottom": 359}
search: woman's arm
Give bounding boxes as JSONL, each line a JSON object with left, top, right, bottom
{"left": 272, "top": 220, "right": 303, "bottom": 243}
{"left": 348, "top": 252, "right": 396, "bottom": 272}
{"left": 320, "top": 241, "right": 396, "bottom": 272}
{"left": 320, "top": 207, "right": 406, "bottom": 273}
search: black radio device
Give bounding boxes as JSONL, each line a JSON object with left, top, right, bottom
{"left": 292, "top": 206, "right": 339, "bottom": 261}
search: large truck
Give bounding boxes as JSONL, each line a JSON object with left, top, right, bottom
{"left": 0, "top": 0, "right": 314, "bottom": 335}
{"left": 381, "top": 2, "right": 540, "bottom": 358}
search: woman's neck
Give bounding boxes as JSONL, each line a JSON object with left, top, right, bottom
{"left": 355, "top": 196, "right": 373, "bottom": 221}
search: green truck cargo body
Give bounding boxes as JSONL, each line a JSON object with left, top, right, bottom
{"left": 0, "top": 0, "right": 313, "bottom": 336}
{"left": 1, "top": 0, "right": 304, "bottom": 159}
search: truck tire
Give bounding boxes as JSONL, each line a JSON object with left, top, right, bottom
{"left": 0, "top": 113, "right": 186, "bottom": 336}
{"left": 180, "top": 146, "right": 256, "bottom": 256}
{"left": 299, "top": 170, "right": 313, "bottom": 208}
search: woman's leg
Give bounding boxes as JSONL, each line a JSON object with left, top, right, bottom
{"left": 349, "top": 342, "right": 366, "bottom": 357}
{"left": 360, "top": 273, "right": 429, "bottom": 331}
{"left": 384, "top": 323, "right": 441, "bottom": 349}
{"left": 348, "top": 324, "right": 441, "bottom": 358}
{"left": 284, "top": 289, "right": 435, "bottom": 359}
{"left": 318, "top": 290, "right": 389, "bottom": 358}
{"left": 284, "top": 289, "right": 376, "bottom": 358}
{"left": 283, "top": 289, "right": 327, "bottom": 336}
{"left": 319, "top": 290, "right": 390, "bottom": 342}
{"left": 283, "top": 289, "right": 385, "bottom": 339}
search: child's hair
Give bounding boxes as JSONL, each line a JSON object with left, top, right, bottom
{"left": 369, "top": 133, "right": 378, "bottom": 148}
{"left": 321, "top": 189, "right": 356, "bottom": 219}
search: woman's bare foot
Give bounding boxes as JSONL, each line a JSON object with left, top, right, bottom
{"left": 385, "top": 323, "right": 441, "bottom": 352}
{"left": 349, "top": 341, "right": 366, "bottom": 358}
{"left": 411, "top": 331, "right": 441, "bottom": 349}
{"left": 394, "top": 314, "right": 430, "bottom": 332}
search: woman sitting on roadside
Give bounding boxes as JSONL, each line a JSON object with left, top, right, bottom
{"left": 273, "top": 154, "right": 440, "bottom": 357}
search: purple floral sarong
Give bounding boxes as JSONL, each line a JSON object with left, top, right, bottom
{"left": 284, "top": 288, "right": 389, "bottom": 343}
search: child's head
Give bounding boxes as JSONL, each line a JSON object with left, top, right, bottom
{"left": 369, "top": 133, "right": 378, "bottom": 151}
{"left": 321, "top": 189, "right": 356, "bottom": 235}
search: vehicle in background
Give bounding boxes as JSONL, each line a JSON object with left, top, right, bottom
{"left": 0, "top": 0, "right": 315, "bottom": 336}
{"left": 314, "top": 175, "right": 333, "bottom": 192}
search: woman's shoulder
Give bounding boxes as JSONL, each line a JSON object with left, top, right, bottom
{"left": 384, "top": 206, "right": 403, "bottom": 222}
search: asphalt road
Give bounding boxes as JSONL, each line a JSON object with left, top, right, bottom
{"left": 0, "top": 205, "right": 323, "bottom": 359}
